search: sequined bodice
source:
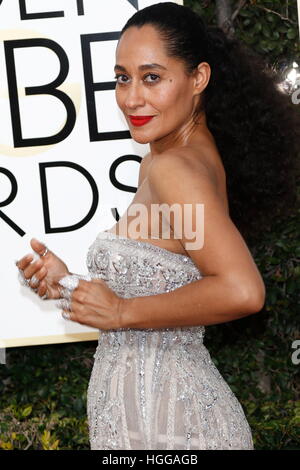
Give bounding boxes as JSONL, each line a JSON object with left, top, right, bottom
{"left": 86, "top": 230, "right": 203, "bottom": 296}
{"left": 86, "top": 230, "right": 254, "bottom": 450}
{"left": 86, "top": 230, "right": 205, "bottom": 342}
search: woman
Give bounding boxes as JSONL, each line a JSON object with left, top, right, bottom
{"left": 15, "top": 2, "right": 299, "bottom": 450}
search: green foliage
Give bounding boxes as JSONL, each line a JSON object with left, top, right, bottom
{"left": 0, "top": 343, "right": 95, "bottom": 449}
{"left": 184, "top": 0, "right": 300, "bottom": 65}
{"left": 204, "top": 200, "right": 300, "bottom": 450}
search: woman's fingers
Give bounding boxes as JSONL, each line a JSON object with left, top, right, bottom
{"left": 23, "top": 259, "right": 44, "bottom": 281}
{"left": 30, "top": 238, "right": 48, "bottom": 257}
{"left": 31, "top": 265, "right": 47, "bottom": 286}
{"left": 17, "top": 257, "right": 47, "bottom": 291}
{"left": 37, "top": 279, "right": 48, "bottom": 297}
{"left": 16, "top": 254, "right": 34, "bottom": 270}
{"left": 15, "top": 242, "right": 50, "bottom": 297}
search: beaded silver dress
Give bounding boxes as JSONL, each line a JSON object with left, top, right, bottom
{"left": 85, "top": 230, "right": 254, "bottom": 450}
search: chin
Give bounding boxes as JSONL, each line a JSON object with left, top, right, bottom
{"left": 130, "top": 132, "right": 151, "bottom": 144}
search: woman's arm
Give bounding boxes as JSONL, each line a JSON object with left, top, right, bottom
{"left": 119, "top": 152, "right": 266, "bottom": 329}
{"left": 121, "top": 273, "right": 264, "bottom": 329}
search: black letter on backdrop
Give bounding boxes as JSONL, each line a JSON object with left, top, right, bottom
{"left": 39, "top": 162, "right": 99, "bottom": 233}
{"left": 109, "top": 155, "right": 141, "bottom": 224}
{"left": 77, "top": 0, "right": 84, "bottom": 15}
{"left": 0, "top": 168, "right": 25, "bottom": 236}
{"left": 19, "top": 0, "right": 64, "bottom": 20}
{"left": 81, "top": 32, "right": 131, "bottom": 142}
{"left": 127, "top": 0, "right": 139, "bottom": 9}
{"left": 4, "top": 38, "right": 76, "bottom": 147}
{"left": 109, "top": 155, "right": 141, "bottom": 193}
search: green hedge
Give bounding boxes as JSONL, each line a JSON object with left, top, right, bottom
{"left": 0, "top": 342, "right": 94, "bottom": 449}
{"left": 184, "top": 0, "right": 300, "bottom": 63}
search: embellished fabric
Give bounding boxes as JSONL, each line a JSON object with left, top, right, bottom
{"left": 86, "top": 231, "right": 254, "bottom": 450}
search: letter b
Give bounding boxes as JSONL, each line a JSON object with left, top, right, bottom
{"left": 4, "top": 38, "right": 76, "bottom": 147}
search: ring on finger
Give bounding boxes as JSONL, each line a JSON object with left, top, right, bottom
{"left": 41, "top": 247, "right": 48, "bottom": 257}
{"left": 62, "top": 310, "right": 72, "bottom": 321}
{"left": 58, "top": 286, "right": 72, "bottom": 300}
{"left": 18, "top": 270, "right": 30, "bottom": 287}
{"left": 56, "top": 298, "right": 71, "bottom": 311}
{"left": 30, "top": 275, "right": 40, "bottom": 287}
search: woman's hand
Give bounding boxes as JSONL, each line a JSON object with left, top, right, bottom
{"left": 16, "top": 238, "right": 70, "bottom": 300}
{"left": 59, "top": 278, "right": 124, "bottom": 330}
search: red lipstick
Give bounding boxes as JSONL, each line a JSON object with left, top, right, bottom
{"left": 128, "top": 115, "right": 154, "bottom": 127}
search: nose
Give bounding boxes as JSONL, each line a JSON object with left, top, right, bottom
{"left": 124, "top": 80, "right": 146, "bottom": 110}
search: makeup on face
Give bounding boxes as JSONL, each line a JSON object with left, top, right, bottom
{"left": 128, "top": 115, "right": 155, "bottom": 126}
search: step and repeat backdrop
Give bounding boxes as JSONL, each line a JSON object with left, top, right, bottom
{"left": 0, "top": 0, "right": 182, "bottom": 347}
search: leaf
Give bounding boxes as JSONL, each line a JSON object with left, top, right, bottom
{"left": 266, "top": 14, "right": 275, "bottom": 23}
{"left": 287, "top": 29, "right": 297, "bottom": 40}
{"left": 0, "top": 440, "right": 13, "bottom": 450}
{"left": 49, "top": 439, "right": 60, "bottom": 450}
{"left": 253, "top": 22, "right": 262, "bottom": 33}
{"left": 41, "top": 429, "right": 51, "bottom": 449}
{"left": 262, "top": 25, "right": 272, "bottom": 38}
{"left": 22, "top": 405, "right": 32, "bottom": 418}
{"left": 277, "top": 24, "right": 288, "bottom": 33}
{"left": 239, "top": 9, "right": 254, "bottom": 18}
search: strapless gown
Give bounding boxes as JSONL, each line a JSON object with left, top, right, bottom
{"left": 85, "top": 230, "right": 254, "bottom": 450}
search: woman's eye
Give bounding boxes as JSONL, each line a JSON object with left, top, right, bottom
{"left": 114, "top": 74, "right": 128, "bottom": 84}
{"left": 114, "top": 73, "right": 160, "bottom": 84}
{"left": 144, "top": 73, "right": 160, "bottom": 83}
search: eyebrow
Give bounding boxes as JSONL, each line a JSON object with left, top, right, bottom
{"left": 114, "top": 63, "right": 167, "bottom": 72}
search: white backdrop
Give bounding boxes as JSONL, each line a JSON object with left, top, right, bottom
{"left": 0, "top": 0, "right": 183, "bottom": 347}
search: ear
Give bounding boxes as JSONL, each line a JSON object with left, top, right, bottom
{"left": 193, "top": 62, "right": 211, "bottom": 96}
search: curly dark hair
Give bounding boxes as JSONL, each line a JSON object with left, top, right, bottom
{"left": 120, "top": 2, "right": 300, "bottom": 247}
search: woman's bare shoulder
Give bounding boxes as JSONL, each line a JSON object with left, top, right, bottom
{"left": 149, "top": 144, "right": 221, "bottom": 186}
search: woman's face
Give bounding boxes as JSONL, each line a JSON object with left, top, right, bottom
{"left": 114, "top": 25, "right": 210, "bottom": 149}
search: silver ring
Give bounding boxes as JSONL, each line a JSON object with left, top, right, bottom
{"left": 41, "top": 247, "right": 48, "bottom": 257}
{"left": 58, "top": 275, "right": 79, "bottom": 291}
{"left": 18, "top": 270, "right": 30, "bottom": 287}
{"left": 62, "top": 311, "right": 71, "bottom": 321}
{"left": 30, "top": 275, "right": 40, "bottom": 287}
{"left": 56, "top": 298, "right": 71, "bottom": 311}
{"left": 58, "top": 286, "right": 72, "bottom": 300}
